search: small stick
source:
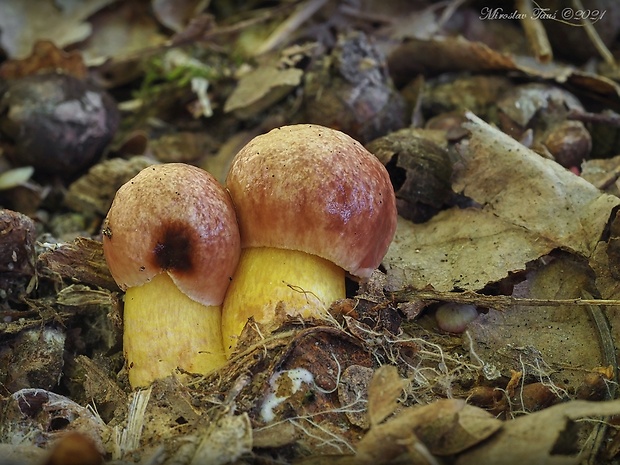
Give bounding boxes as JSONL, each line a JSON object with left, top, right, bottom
{"left": 572, "top": 0, "right": 616, "bottom": 68}
{"left": 254, "top": 0, "right": 329, "bottom": 56}
{"left": 517, "top": 0, "right": 553, "bottom": 63}
{"left": 389, "top": 288, "right": 620, "bottom": 310}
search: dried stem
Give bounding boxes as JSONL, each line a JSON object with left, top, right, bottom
{"left": 517, "top": 0, "right": 552, "bottom": 62}
{"left": 389, "top": 288, "right": 620, "bottom": 310}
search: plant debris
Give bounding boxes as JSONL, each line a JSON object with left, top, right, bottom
{"left": 4, "top": 1, "right": 620, "bottom": 464}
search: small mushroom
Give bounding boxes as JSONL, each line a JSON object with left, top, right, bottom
{"left": 102, "top": 163, "right": 240, "bottom": 388}
{"left": 221, "top": 124, "right": 397, "bottom": 355}
{"left": 434, "top": 303, "right": 479, "bottom": 333}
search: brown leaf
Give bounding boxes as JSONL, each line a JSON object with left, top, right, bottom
{"left": 0, "top": 40, "right": 87, "bottom": 79}
{"left": 455, "top": 112, "right": 620, "bottom": 257}
{"left": 78, "top": 1, "right": 167, "bottom": 69}
{"left": 357, "top": 399, "right": 502, "bottom": 462}
{"left": 457, "top": 399, "right": 620, "bottom": 465}
{"left": 338, "top": 365, "right": 374, "bottom": 429}
{"left": 465, "top": 253, "right": 605, "bottom": 400}
{"left": 387, "top": 37, "right": 620, "bottom": 104}
{"left": 367, "top": 365, "right": 407, "bottom": 427}
{"left": 388, "top": 37, "right": 517, "bottom": 86}
{"left": 224, "top": 65, "right": 303, "bottom": 120}
{"left": 384, "top": 208, "right": 556, "bottom": 292}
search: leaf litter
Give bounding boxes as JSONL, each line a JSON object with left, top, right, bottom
{"left": 3, "top": 1, "right": 620, "bottom": 464}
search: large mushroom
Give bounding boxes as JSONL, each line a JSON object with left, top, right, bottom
{"left": 221, "top": 124, "right": 397, "bottom": 355}
{"left": 102, "top": 163, "right": 240, "bottom": 388}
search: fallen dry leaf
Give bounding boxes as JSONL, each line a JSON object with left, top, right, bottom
{"left": 466, "top": 253, "right": 604, "bottom": 395}
{"left": 384, "top": 112, "right": 620, "bottom": 293}
{"left": 387, "top": 36, "right": 620, "bottom": 104}
{"left": 0, "top": 40, "right": 87, "bottom": 79}
{"left": 456, "top": 399, "right": 620, "bottom": 465}
{"left": 384, "top": 209, "right": 556, "bottom": 292}
{"left": 581, "top": 155, "right": 620, "bottom": 196}
{"left": 0, "top": 0, "right": 115, "bottom": 59}
{"left": 78, "top": 1, "right": 167, "bottom": 68}
{"left": 366, "top": 365, "right": 407, "bottom": 427}
{"left": 356, "top": 398, "right": 502, "bottom": 462}
{"left": 224, "top": 65, "right": 303, "bottom": 119}
{"left": 151, "top": 0, "right": 210, "bottom": 33}
{"left": 455, "top": 112, "right": 620, "bottom": 258}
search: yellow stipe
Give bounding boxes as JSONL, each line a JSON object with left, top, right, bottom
{"left": 221, "top": 247, "right": 345, "bottom": 357}
{"left": 123, "top": 273, "right": 227, "bottom": 388}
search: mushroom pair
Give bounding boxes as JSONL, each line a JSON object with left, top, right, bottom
{"left": 103, "top": 124, "right": 397, "bottom": 388}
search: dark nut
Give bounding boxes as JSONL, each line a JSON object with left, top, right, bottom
{"left": 0, "top": 73, "right": 119, "bottom": 179}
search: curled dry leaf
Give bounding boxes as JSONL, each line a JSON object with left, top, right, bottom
{"left": 356, "top": 399, "right": 502, "bottom": 462}
{"left": 387, "top": 36, "right": 517, "bottom": 87}
{"left": 366, "top": 128, "right": 452, "bottom": 222}
{"left": 387, "top": 36, "right": 620, "bottom": 105}
{"left": 384, "top": 112, "right": 620, "bottom": 293}
{"left": 456, "top": 399, "right": 620, "bottom": 465}
{"left": 223, "top": 65, "right": 303, "bottom": 120}
{"left": 456, "top": 112, "right": 619, "bottom": 257}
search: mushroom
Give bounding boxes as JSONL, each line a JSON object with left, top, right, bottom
{"left": 221, "top": 124, "right": 397, "bottom": 355}
{"left": 102, "top": 163, "right": 240, "bottom": 388}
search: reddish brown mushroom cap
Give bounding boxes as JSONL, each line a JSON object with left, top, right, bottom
{"left": 102, "top": 163, "right": 240, "bottom": 305}
{"left": 226, "top": 124, "right": 397, "bottom": 278}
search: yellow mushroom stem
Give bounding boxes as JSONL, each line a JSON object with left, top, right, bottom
{"left": 221, "top": 247, "right": 345, "bottom": 357}
{"left": 123, "top": 273, "right": 227, "bottom": 388}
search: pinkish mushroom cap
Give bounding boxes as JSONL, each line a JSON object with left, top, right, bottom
{"left": 226, "top": 124, "right": 397, "bottom": 278}
{"left": 102, "top": 163, "right": 240, "bottom": 305}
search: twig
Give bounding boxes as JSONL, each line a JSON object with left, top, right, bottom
{"left": 254, "top": 0, "right": 329, "bottom": 56}
{"left": 581, "top": 290, "right": 618, "bottom": 464}
{"left": 517, "top": 0, "right": 553, "bottom": 62}
{"left": 572, "top": 0, "right": 616, "bottom": 68}
{"left": 567, "top": 109, "right": 620, "bottom": 127}
{"left": 389, "top": 288, "right": 620, "bottom": 309}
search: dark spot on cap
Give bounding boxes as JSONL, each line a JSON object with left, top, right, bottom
{"left": 151, "top": 221, "right": 194, "bottom": 272}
